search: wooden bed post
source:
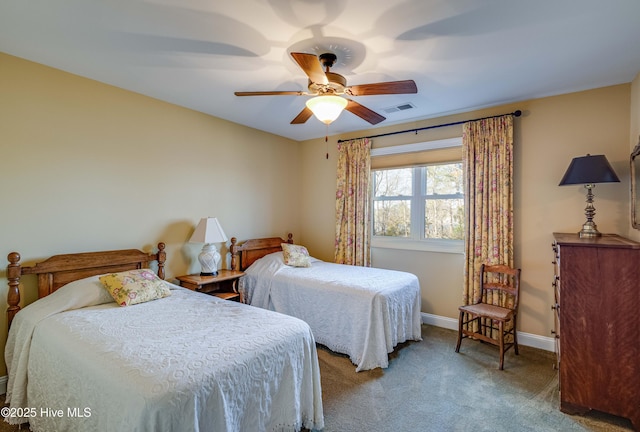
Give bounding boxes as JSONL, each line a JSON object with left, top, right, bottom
{"left": 230, "top": 237, "right": 238, "bottom": 271}
{"left": 156, "top": 242, "right": 166, "bottom": 280}
{"left": 7, "top": 252, "right": 22, "bottom": 329}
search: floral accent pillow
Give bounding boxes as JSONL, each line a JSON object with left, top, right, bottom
{"left": 99, "top": 269, "right": 171, "bottom": 306}
{"left": 281, "top": 243, "right": 312, "bottom": 268}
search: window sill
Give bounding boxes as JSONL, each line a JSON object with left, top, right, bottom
{"left": 371, "top": 237, "right": 464, "bottom": 254}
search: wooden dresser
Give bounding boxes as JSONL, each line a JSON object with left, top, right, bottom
{"left": 552, "top": 233, "right": 640, "bottom": 430}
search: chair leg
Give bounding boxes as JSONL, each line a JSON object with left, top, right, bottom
{"left": 455, "top": 311, "right": 464, "bottom": 352}
{"left": 498, "top": 320, "right": 505, "bottom": 370}
{"left": 513, "top": 315, "right": 519, "bottom": 355}
{"left": 484, "top": 318, "right": 495, "bottom": 340}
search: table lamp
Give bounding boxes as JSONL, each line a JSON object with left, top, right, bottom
{"left": 559, "top": 154, "right": 620, "bottom": 238}
{"left": 189, "top": 217, "right": 228, "bottom": 276}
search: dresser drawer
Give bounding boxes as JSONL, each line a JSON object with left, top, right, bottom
{"left": 552, "top": 298, "right": 560, "bottom": 373}
{"left": 551, "top": 275, "right": 560, "bottom": 371}
{"left": 551, "top": 242, "right": 561, "bottom": 370}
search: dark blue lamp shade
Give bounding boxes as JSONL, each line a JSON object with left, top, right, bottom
{"left": 559, "top": 154, "right": 620, "bottom": 238}
{"left": 559, "top": 154, "right": 620, "bottom": 185}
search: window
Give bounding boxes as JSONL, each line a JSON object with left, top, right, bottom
{"left": 423, "top": 163, "right": 464, "bottom": 240}
{"left": 372, "top": 161, "right": 464, "bottom": 247}
{"left": 372, "top": 167, "right": 413, "bottom": 237}
{"left": 369, "top": 137, "right": 464, "bottom": 253}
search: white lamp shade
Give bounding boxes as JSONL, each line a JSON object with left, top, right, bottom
{"left": 305, "top": 95, "right": 348, "bottom": 124}
{"left": 189, "top": 217, "right": 228, "bottom": 244}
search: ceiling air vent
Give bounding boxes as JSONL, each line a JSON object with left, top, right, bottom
{"left": 382, "top": 103, "right": 415, "bottom": 114}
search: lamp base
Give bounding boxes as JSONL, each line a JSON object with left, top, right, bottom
{"left": 198, "top": 243, "right": 221, "bottom": 276}
{"left": 578, "top": 185, "right": 602, "bottom": 238}
{"left": 579, "top": 221, "right": 601, "bottom": 238}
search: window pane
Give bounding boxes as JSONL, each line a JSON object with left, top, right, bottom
{"left": 425, "top": 198, "right": 464, "bottom": 239}
{"left": 373, "top": 200, "right": 411, "bottom": 237}
{"left": 373, "top": 168, "right": 412, "bottom": 197}
{"left": 425, "top": 163, "right": 463, "bottom": 195}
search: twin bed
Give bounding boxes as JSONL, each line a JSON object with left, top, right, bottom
{"left": 230, "top": 235, "right": 423, "bottom": 372}
{"left": 4, "top": 243, "right": 323, "bottom": 432}
{"left": 4, "top": 235, "right": 421, "bottom": 431}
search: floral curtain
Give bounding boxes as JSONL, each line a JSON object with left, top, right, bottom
{"left": 462, "top": 115, "right": 514, "bottom": 308}
{"left": 335, "top": 138, "right": 371, "bottom": 266}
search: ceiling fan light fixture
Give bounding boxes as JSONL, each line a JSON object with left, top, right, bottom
{"left": 305, "top": 95, "right": 348, "bottom": 125}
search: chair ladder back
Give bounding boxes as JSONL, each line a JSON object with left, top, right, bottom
{"left": 480, "top": 264, "right": 521, "bottom": 309}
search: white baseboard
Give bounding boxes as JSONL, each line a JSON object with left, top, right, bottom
{"left": 0, "top": 374, "right": 6, "bottom": 396}
{"left": 421, "top": 312, "right": 556, "bottom": 352}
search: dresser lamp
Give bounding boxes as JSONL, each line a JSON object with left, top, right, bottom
{"left": 559, "top": 154, "right": 620, "bottom": 238}
{"left": 189, "top": 217, "right": 228, "bottom": 276}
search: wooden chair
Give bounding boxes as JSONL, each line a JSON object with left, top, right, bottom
{"left": 455, "top": 264, "right": 521, "bottom": 370}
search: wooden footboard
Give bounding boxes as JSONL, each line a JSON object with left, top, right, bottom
{"left": 6, "top": 243, "right": 166, "bottom": 329}
{"left": 230, "top": 234, "right": 293, "bottom": 271}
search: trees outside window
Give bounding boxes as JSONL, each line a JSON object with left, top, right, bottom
{"left": 372, "top": 162, "right": 464, "bottom": 241}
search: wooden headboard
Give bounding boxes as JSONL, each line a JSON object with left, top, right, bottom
{"left": 6, "top": 243, "right": 166, "bottom": 328}
{"left": 230, "top": 234, "right": 293, "bottom": 271}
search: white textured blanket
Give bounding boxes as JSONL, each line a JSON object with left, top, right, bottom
{"left": 241, "top": 253, "right": 422, "bottom": 372}
{"left": 5, "top": 276, "right": 324, "bottom": 432}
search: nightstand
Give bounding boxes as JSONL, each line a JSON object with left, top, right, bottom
{"left": 176, "top": 269, "right": 245, "bottom": 302}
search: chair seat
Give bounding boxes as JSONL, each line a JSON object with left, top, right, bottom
{"left": 459, "top": 303, "right": 513, "bottom": 321}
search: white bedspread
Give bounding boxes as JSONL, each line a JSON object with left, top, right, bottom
{"left": 241, "top": 253, "right": 422, "bottom": 372}
{"left": 5, "top": 276, "right": 324, "bottom": 432}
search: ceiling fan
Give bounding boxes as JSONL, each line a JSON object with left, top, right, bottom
{"left": 234, "top": 52, "right": 418, "bottom": 125}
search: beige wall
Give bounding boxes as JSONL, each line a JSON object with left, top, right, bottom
{"left": 0, "top": 53, "right": 301, "bottom": 374}
{"left": 300, "top": 84, "right": 631, "bottom": 338}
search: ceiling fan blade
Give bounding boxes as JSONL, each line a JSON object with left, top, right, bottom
{"left": 345, "top": 80, "right": 418, "bottom": 96}
{"left": 235, "top": 91, "right": 305, "bottom": 96}
{"left": 291, "top": 52, "right": 328, "bottom": 85}
{"left": 345, "top": 99, "right": 386, "bottom": 125}
{"left": 291, "top": 107, "right": 313, "bottom": 124}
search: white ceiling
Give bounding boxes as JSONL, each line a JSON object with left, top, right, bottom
{"left": 2, "top": 0, "right": 640, "bottom": 142}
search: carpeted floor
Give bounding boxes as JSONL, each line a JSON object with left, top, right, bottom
{"left": 315, "top": 325, "right": 635, "bottom": 432}
{"left": 1, "top": 325, "right": 635, "bottom": 431}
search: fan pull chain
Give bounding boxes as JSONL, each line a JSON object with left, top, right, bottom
{"left": 325, "top": 124, "right": 329, "bottom": 159}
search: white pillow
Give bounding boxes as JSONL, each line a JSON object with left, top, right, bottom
{"left": 50, "top": 275, "right": 116, "bottom": 307}
{"left": 19, "top": 275, "right": 116, "bottom": 322}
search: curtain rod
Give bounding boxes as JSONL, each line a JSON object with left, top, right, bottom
{"left": 336, "top": 110, "right": 522, "bottom": 143}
